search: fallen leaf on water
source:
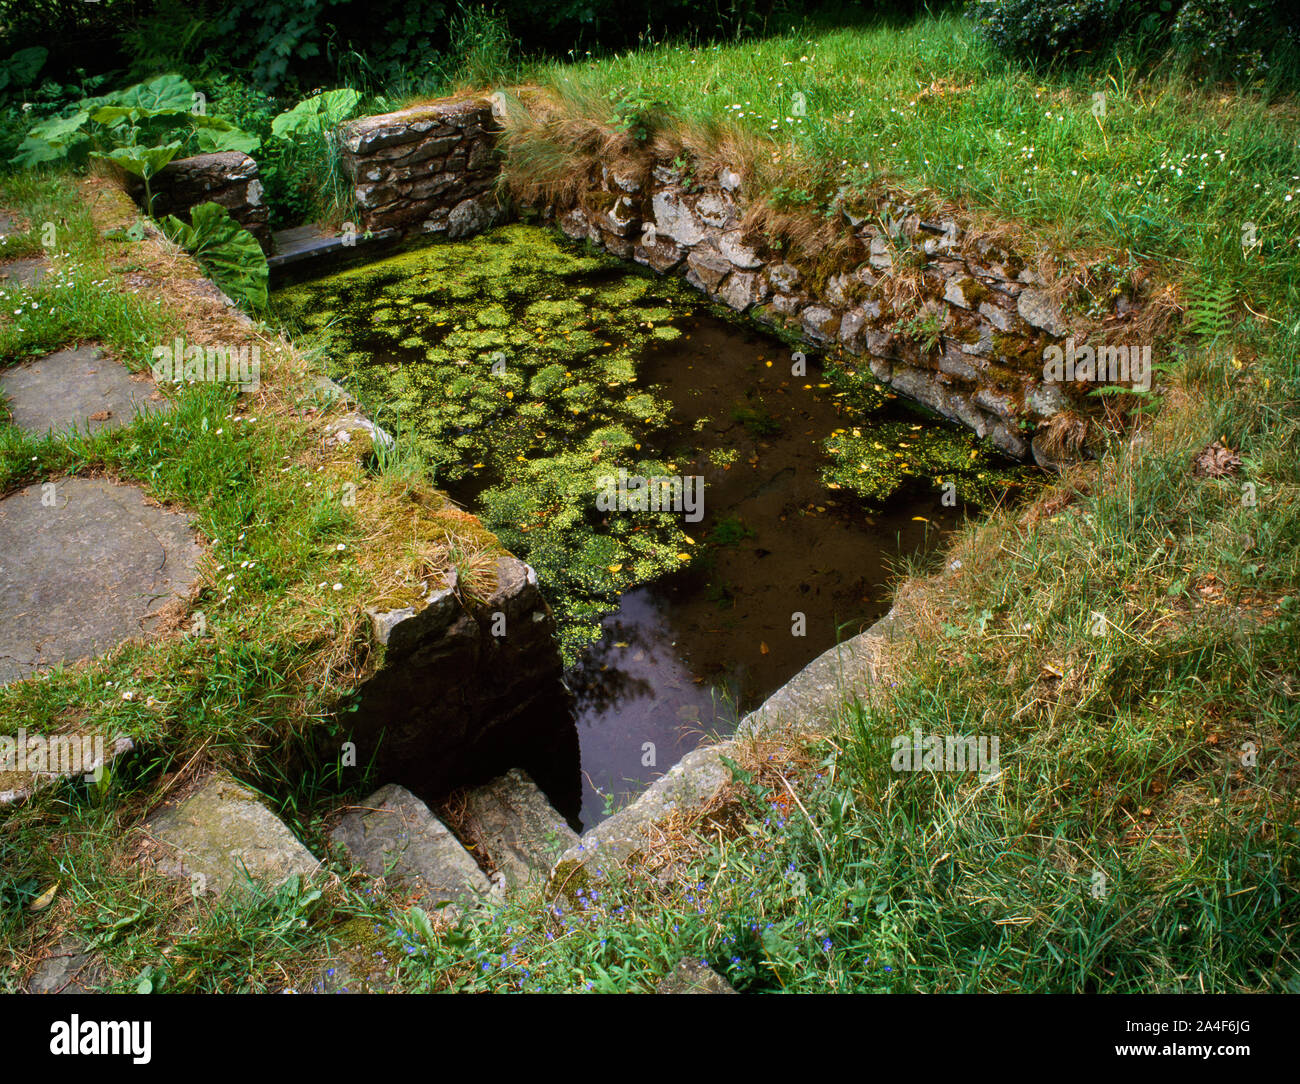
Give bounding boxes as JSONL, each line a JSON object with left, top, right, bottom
{"left": 760, "top": 641, "right": 770, "bottom": 655}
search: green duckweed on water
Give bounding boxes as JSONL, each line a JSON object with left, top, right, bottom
{"left": 275, "top": 223, "right": 1032, "bottom": 659}
{"left": 276, "top": 223, "right": 702, "bottom": 659}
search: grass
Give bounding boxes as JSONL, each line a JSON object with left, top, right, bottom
{"left": 0, "top": 170, "right": 506, "bottom": 991}
{"left": 1, "top": 11, "right": 1297, "bottom": 994}
{"left": 518, "top": 14, "right": 1298, "bottom": 300}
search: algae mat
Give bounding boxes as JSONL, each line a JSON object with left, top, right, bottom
{"left": 275, "top": 224, "right": 1027, "bottom": 659}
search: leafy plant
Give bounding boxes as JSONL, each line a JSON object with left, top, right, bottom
{"left": 1185, "top": 278, "right": 1235, "bottom": 340}
{"left": 269, "top": 88, "right": 361, "bottom": 140}
{"left": 10, "top": 74, "right": 258, "bottom": 169}
{"left": 160, "top": 201, "right": 269, "bottom": 310}
{"left": 0, "top": 47, "right": 47, "bottom": 93}
{"left": 92, "top": 141, "right": 184, "bottom": 214}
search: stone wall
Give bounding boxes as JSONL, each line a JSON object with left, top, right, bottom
{"left": 553, "top": 164, "right": 1094, "bottom": 461}
{"left": 141, "top": 150, "right": 271, "bottom": 250}
{"left": 338, "top": 553, "right": 581, "bottom": 822}
{"left": 331, "top": 95, "right": 1152, "bottom": 461}
{"left": 339, "top": 97, "right": 502, "bottom": 240}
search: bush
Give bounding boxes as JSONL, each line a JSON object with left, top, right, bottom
{"left": 970, "top": 0, "right": 1299, "bottom": 82}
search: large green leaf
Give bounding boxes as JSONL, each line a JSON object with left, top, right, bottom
{"left": 91, "top": 141, "right": 183, "bottom": 180}
{"left": 191, "top": 115, "right": 261, "bottom": 155}
{"left": 10, "top": 110, "right": 91, "bottom": 166}
{"left": 160, "top": 201, "right": 268, "bottom": 311}
{"left": 270, "top": 88, "right": 361, "bottom": 139}
{"left": 101, "top": 74, "right": 196, "bottom": 113}
{"left": 27, "top": 110, "right": 90, "bottom": 145}
{"left": 10, "top": 135, "right": 64, "bottom": 168}
{"left": 0, "top": 46, "right": 48, "bottom": 90}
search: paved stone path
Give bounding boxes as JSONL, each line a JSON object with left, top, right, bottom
{"left": 0, "top": 477, "right": 202, "bottom": 683}
{"left": 0, "top": 255, "right": 48, "bottom": 288}
{"left": 1, "top": 344, "right": 169, "bottom": 436}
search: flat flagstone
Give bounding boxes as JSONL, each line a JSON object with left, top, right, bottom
{"left": 462, "top": 768, "right": 578, "bottom": 888}
{"left": 656, "top": 957, "right": 737, "bottom": 994}
{"left": 0, "top": 476, "right": 202, "bottom": 684}
{"left": 0, "top": 344, "right": 169, "bottom": 436}
{"left": 0, "top": 255, "right": 48, "bottom": 288}
{"left": 145, "top": 771, "right": 320, "bottom": 898}
{"left": 25, "top": 938, "right": 104, "bottom": 994}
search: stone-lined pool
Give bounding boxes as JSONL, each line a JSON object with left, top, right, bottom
{"left": 275, "top": 223, "right": 1027, "bottom": 827}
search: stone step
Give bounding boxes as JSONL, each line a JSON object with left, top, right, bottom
{"left": 331, "top": 783, "right": 490, "bottom": 911}
{"left": 267, "top": 223, "right": 400, "bottom": 284}
{"left": 462, "top": 769, "right": 577, "bottom": 890}
{"left": 144, "top": 771, "right": 320, "bottom": 899}
{"left": 0, "top": 476, "right": 201, "bottom": 685}
{"left": 0, "top": 344, "right": 170, "bottom": 437}
{"left": 656, "top": 957, "right": 737, "bottom": 994}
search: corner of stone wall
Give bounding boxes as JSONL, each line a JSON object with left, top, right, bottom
{"left": 339, "top": 96, "right": 505, "bottom": 241}
{"left": 338, "top": 550, "right": 580, "bottom": 822}
{"left": 133, "top": 150, "right": 271, "bottom": 250}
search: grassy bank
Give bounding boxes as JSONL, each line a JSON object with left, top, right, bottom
{"left": 380, "top": 14, "right": 1297, "bottom": 992}
{"left": 0, "top": 171, "right": 507, "bottom": 991}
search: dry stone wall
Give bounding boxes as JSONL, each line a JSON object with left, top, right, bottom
{"left": 339, "top": 97, "right": 502, "bottom": 239}
{"left": 140, "top": 150, "right": 271, "bottom": 250}
{"left": 334, "top": 96, "right": 1109, "bottom": 460}
{"left": 554, "top": 161, "right": 1090, "bottom": 460}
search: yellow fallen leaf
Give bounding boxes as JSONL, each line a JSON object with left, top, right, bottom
{"left": 607, "top": 564, "right": 623, "bottom": 573}
{"left": 677, "top": 552, "right": 691, "bottom": 561}
{"left": 30, "top": 882, "right": 58, "bottom": 911}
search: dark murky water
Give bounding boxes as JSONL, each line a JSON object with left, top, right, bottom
{"left": 566, "top": 315, "right": 958, "bottom": 825}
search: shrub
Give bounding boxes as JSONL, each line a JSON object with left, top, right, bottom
{"left": 970, "top": 0, "right": 1299, "bottom": 81}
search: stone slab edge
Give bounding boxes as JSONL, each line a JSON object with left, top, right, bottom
{"left": 552, "top": 609, "right": 899, "bottom": 876}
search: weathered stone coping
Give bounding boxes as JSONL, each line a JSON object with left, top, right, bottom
{"left": 553, "top": 610, "right": 899, "bottom": 874}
